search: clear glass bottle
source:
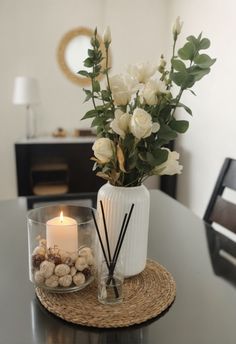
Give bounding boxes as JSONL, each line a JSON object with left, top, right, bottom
{"left": 97, "top": 258, "right": 124, "bottom": 304}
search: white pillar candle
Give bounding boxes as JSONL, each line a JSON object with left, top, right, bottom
{"left": 46, "top": 212, "right": 78, "bottom": 252}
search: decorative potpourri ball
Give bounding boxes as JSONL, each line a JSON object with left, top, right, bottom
{"left": 32, "top": 254, "right": 45, "bottom": 268}
{"left": 31, "top": 242, "right": 95, "bottom": 290}
{"left": 73, "top": 273, "right": 86, "bottom": 286}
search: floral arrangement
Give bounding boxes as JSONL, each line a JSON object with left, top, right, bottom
{"left": 79, "top": 18, "right": 215, "bottom": 187}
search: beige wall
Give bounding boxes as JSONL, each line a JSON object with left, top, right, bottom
{"left": 2, "top": 0, "right": 233, "bottom": 216}
{"left": 104, "top": 0, "right": 168, "bottom": 73}
{"left": 169, "top": 0, "right": 236, "bottom": 216}
{"left": 0, "top": 0, "right": 167, "bottom": 199}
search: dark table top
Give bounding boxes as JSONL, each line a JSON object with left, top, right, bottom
{"left": 0, "top": 190, "right": 236, "bottom": 344}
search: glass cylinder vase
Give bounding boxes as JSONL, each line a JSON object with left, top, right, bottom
{"left": 27, "top": 205, "right": 96, "bottom": 293}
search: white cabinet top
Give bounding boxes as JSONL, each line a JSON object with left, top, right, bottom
{"left": 15, "top": 136, "right": 96, "bottom": 144}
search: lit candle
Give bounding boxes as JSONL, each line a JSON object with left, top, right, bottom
{"left": 46, "top": 211, "right": 78, "bottom": 252}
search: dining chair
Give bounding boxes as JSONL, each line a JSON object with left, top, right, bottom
{"left": 26, "top": 192, "right": 97, "bottom": 210}
{"left": 203, "top": 157, "right": 236, "bottom": 233}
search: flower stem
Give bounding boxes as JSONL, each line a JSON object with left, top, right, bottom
{"left": 105, "top": 47, "right": 115, "bottom": 114}
{"left": 167, "top": 38, "right": 177, "bottom": 90}
{"left": 171, "top": 88, "right": 183, "bottom": 119}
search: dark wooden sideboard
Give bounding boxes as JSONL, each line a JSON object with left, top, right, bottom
{"left": 15, "top": 137, "right": 177, "bottom": 198}
{"left": 15, "top": 137, "right": 105, "bottom": 197}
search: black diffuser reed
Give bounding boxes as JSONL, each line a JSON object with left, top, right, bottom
{"left": 91, "top": 201, "right": 134, "bottom": 298}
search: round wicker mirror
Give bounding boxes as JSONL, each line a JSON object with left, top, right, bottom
{"left": 57, "top": 27, "right": 107, "bottom": 86}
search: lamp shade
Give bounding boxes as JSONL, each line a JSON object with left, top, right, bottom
{"left": 12, "top": 77, "right": 40, "bottom": 105}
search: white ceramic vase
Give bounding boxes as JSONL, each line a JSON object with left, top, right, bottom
{"left": 97, "top": 183, "right": 150, "bottom": 277}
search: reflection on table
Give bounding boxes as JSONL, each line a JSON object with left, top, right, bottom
{"left": 30, "top": 298, "right": 146, "bottom": 344}
{"left": 206, "top": 225, "right": 236, "bottom": 287}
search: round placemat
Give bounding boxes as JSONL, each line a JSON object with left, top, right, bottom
{"left": 36, "top": 259, "right": 176, "bottom": 328}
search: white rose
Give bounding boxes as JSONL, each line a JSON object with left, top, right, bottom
{"left": 92, "top": 138, "right": 114, "bottom": 163}
{"left": 142, "top": 79, "right": 167, "bottom": 105}
{"left": 103, "top": 26, "right": 111, "bottom": 45}
{"left": 172, "top": 16, "right": 183, "bottom": 37}
{"left": 127, "top": 62, "right": 157, "bottom": 83}
{"left": 110, "top": 74, "right": 139, "bottom": 106}
{"left": 154, "top": 148, "right": 183, "bottom": 175}
{"left": 110, "top": 109, "right": 132, "bottom": 138}
{"left": 130, "top": 108, "right": 160, "bottom": 140}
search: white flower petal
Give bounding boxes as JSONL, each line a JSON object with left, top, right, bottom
{"left": 127, "top": 62, "right": 157, "bottom": 83}
{"left": 154, "top": 149, "right": 183, "bottom": 176}
{"left": 130, "top": 108, "right": 153, "bottom": 139}
{"left": 152, "top": 122, "right": 160, "bottom": 133}
{"left": 92, "top": 138, "right": 114, "bottom": 163}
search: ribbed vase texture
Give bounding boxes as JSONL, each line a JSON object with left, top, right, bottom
{"left": 97, "top": 183, "right": 150, "bottom": 276}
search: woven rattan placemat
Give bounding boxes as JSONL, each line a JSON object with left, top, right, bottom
{"left": 36, "top": 259, "right": 176, "bottom": 328}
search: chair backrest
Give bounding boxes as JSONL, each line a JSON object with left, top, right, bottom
{"left": 203, "top": 158, "right": 236, "bottom": 233}
{"left": 26, "top": 192, "right": 97, "bottom": 210}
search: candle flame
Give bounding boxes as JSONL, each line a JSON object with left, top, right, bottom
{"left": 60, "top": 211, "right": 64, "bottom": 223}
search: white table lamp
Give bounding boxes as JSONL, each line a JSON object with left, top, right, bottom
{"left": 13, "top": 77, "right": 40, "bottom": 139}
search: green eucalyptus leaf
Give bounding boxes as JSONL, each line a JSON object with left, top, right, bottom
{"left": 78, "top": 70, "right": 89, "bottom": 77}
{"left": 170, "top": 71, "right": 186, "bottom": 86}
{"left": 88, "top": 49, "right": 95, "bottom": 58}
{"left": 83, "top": 89, "right": 92, "bottom": 95}
{"left": 139, "top": 149, "right": 168, "bottom": 167}
{"left": 177, "top": 102, "right": 192, "bottom": 115}
{"left": 199, "top": 38, "right": 211, "bottom": 49}
{"left": 104, "top": 110, "right": 114, "bottom": 119}
{"left": 152, "top": 148, "right": 168, "bottom": 166}
{"left": 189, "top": 66, "right": 211, "bottom": 81}
{"left": 194, "top": 68, "right": 211, "bottom": 81}
{"left": 83, "top": 58, "right": 94, "bottom": 68}
{"left": 139, "top": 151, "right": 148, "bottom": 162}
{"left": 186, "top": 35, "right": 199, "bottom": 49}
{"left": 172, "top": 59, "right": 186, "bottom": 72}
{"left": 94, "top": 65, "right": 102, "bottom": 74}
{"left": 94, "top": 38, "right": 100, "bottom": 48}
{"left": 169, "top": 119, "right": 189, "bottom": 133}
{"left": 96, "top": 103, "right": 111, "bottom": 111}
{"left": 84, "top": 93, "right": 92, "bottom": 102}
{"left": 91, "top": 116, "right": 105, "bottom": 127}
{"left": 198, "top": 32, "right": 203, "bottom": 41}
{"left": 178, "top": 42, "right": 195, "bottom": 60}
{"left": 81, "top": 109, "right": 98, "bottom": 120}
{"left": 126, "top": 153, "right": 138, "bottom": 170}
{"left": 158, "top": 124, "right": 178, "bottom": 140}
{"left": 194, "top": 54, "right": 216, "bottom": 68}
{"left": 90, "top": 37, "right": 95, "bottom": 47}
{"left": 136, "top": 158, "right": 151, "bottom": 173}
{"left": 159, "top": 104, "right": 172, "bottom": 121}
{"left": 183, "top": 75, "right": 195, "bottom": 89}
{"left": 101, "top": 90, "right": 111, "bottom": 101}
{"left": 146, "top": 152, "right": 159, "bottom": 167}
{"left": 187, "top": 89, "right": 197, "bottom": 96}
{"left": 171, "top": 71, "right": 195, "bottom": 89}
